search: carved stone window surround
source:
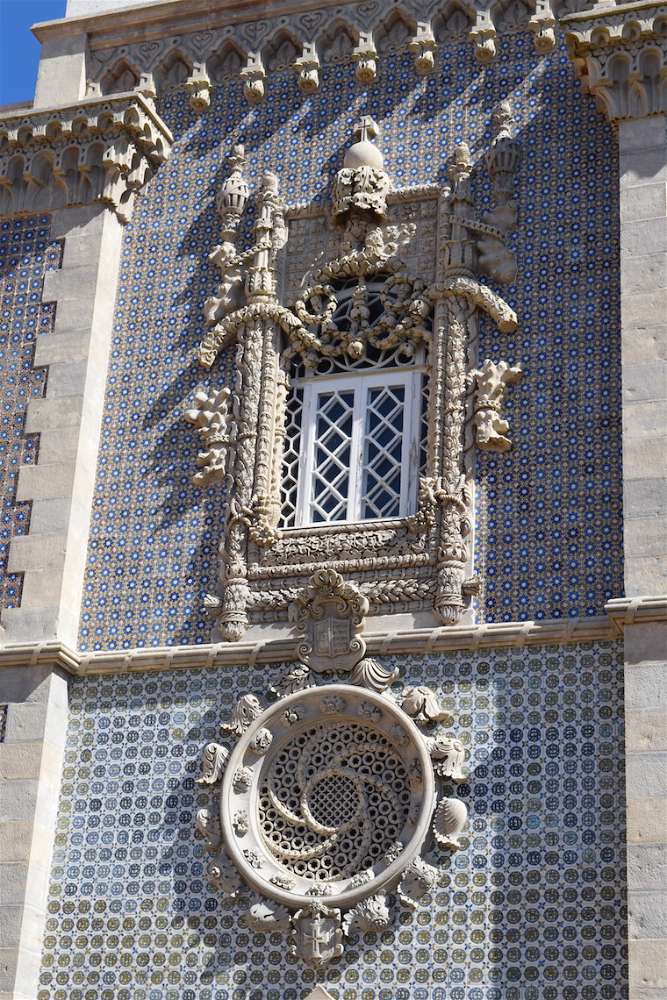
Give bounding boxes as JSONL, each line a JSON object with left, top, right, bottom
{"left": 186, "top": 114, "right": 522, "bottom": 642}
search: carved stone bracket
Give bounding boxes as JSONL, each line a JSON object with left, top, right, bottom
{"left": 0, "top": 92, "right": 172, "bottom": 222}
{"left": 563, "top": 3, "right": 667, "bottom": 121}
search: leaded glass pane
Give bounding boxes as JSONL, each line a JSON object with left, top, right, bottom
{"left": 311, "top": 390, "right": 355, "bottom": 523}
{"left": 361, "top": 384, "right": 405, "bottom": 520}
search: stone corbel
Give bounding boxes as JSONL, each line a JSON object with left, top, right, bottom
{"left": 241, "top": 52, "right": 266, "bottom": 105}
{"left": 0, "top": 92, "right": 172, "bottom": 223}
{"left": 353, "top": 32, "right": 378, "bottom": 84}
{"left": 409, "top": 23, "right": 437, "bottom": 76}
{"left": 469, "top": 11, "right": 498, "bottom": 64}
{"left": 185, "top": 62, "right": 212, "bottom": 112}
{"left": 294, "top": 42, "right": 320, "bottom": 94}
{"left": 469, "top": 359, "right": 523, "bottom": 452}
{"left": 528, "top": 0, "right": 557, "bottom": 53}
{"left": 562, "top": 4, "right": 667, "bottom": 120}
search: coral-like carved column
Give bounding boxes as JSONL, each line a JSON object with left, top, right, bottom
{"left": 430, "top": 108, "right": 521, "bottom": 625}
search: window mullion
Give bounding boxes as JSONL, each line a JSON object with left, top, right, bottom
{"left": 400, "top": 372, "right": 419, "bottom": 517}
{"left": 348, "top": 379, "right": 366, "bottom": 521}
{"left": 296, "top": 383, "right": 316, "bottom": 526}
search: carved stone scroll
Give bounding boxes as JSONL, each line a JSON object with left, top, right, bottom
{"left": 469, "top": 359, "right": 522, "bottom": 452}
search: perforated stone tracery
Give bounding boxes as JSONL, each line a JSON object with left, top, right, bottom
{"left": 258, "top": 720, "right": 411, "bottom": 880}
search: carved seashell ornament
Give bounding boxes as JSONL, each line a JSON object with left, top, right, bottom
{"left": 433, "top": 796, "right": 468, "bottom": 851}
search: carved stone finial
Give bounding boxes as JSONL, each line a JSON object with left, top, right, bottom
{"left": 469, "top": 12, "right": 498, "bottom": 63}
{"left": 352, "top": 32, "right": 378, "bottom": 84}
{"left": 332, "top": 117, "right": 391, "bottom": 222}
{"left": 216, "top": 144, "right": 249, "bottom": 234}
{"left": 469, "top": 359, "right": 522, "bottom": 452}
{"left": 528, "top": 0, "right": 557, "bottom": 53}
{"left": 409, "top": 22, "right": 437, "bottom": 75}
{"left": 294, "top": 41, "right": 320, "bottom": 93}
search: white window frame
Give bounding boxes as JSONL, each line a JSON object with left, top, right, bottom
{"left": 294, "top": 368, "right": 422, "bottom": 527}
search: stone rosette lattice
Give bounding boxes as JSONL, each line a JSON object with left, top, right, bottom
{"left": 195, "top": 660, "right": 470, "bottom": 967}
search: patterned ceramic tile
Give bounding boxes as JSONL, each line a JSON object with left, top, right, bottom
{"left": 39, "top": 642, "right": 628, "bottom": 999}
{"left": 0, "top": 215, "right": 62, "bottom": 610}
{"left": 69, "top": 36, "right": 622, "bottom": 649}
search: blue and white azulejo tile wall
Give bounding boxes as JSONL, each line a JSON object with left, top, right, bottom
{"left": 77, "top": 32, "right": 623, "bottom": 650}
{"left": 39, "top": 642, "right": 627, "bottom": 1000}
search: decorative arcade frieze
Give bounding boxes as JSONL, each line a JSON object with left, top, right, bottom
{"left": 185, "top": 108, "right": 523, "bottom": 641}
{"left": 0, "top": 92, "right": 172, "bottom": 222}
{"left": 562, "top": 2, "right": 667, "bottom": 121}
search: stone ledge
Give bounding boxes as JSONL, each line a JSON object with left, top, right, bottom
{"left": 1, "top": 604, "right": 661, "bottom": 676}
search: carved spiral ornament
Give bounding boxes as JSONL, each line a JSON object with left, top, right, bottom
{"left": 220, "top": 684, "right": 435, "bottom": 909}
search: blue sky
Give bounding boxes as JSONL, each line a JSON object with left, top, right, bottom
{"left": 1, "top": 0, "right": 67, "bottom": 106}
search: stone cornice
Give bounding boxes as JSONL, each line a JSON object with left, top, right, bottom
{"left": 2, "top": 598, "right": 666, "bottom": 677}
{"left": 562, "top": 1, "right": 667, "bottom": 121}
{"left": 0, "top": 91, "right": 172, "bottom": 222}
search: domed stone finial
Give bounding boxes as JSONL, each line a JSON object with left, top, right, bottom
{"left": 332, "top": 116, "right": 390, "bottom": 222}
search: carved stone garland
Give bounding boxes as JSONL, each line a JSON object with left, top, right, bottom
{"left": 186, "top": 110, "right": 522, "bottom": 639}
{"left": 194, "top": 606, "right": 469, "bottom": 967}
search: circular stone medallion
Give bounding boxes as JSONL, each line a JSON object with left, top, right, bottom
{"left": 220, "top": 684, "right": 435, "bottom": 908}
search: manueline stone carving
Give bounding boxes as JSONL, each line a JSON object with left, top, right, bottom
{"left": 194, "top": 662, "right": 471, "bottom": 966}
{"left": 183, "top": 387, "right": 234, "bottom": 485}
{"left": 294, "top": 42, "right": 321, "bottom": 93}
{"left": 240, "top": 52, "right": 266, "bottom": 104}
{"left": 0, "top": 93, "right": 172, "bottom": 223}
{"left": 469, "top": 359, "right": 522, "bottom": 451}
{"left": 352, "top": 32, "right": 378, "bottom": 83}
{"left": 186, "top": 109, "right": 521, "bottom": 638}
{"left": 409, "top": 22, "right": 437, "bottom": 74}
{"left": 184, "top": 62, "right": 212, "bottom": 111}
{"left": 196, "top": 742, "right": 230, "bottom": 785}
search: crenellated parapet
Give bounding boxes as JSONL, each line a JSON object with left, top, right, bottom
{"left": 0, "top": 91, "right": 172, "bottom": 222}
{"left": 562, "top": 2, "right": 667, "bottom": 121}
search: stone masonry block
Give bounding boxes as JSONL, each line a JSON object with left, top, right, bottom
{"left": 621, "top": 292, "right": 667, "bottom": 331}
{"left": 33, "top": 330, "right": 91, "bottom": 366}
{"left": 27, "top": 498, "right": 73, "bottom": 535}
{"left": 621, "top": 252, "right": 667, "bottom": 293}
{"left": 626, "top": 755, "right": 667, "bottom": 799}
{"left": 0, "top": 704, "right": 48, "bottom": 746}
{"left": 623, "top": 443, "right": 667, "bottom": 485}
{"left": 620, "top": 149, "right": 667, "bottom": 186}
{"left": 16, "top": 463, "right": 76, "bottom": 502}
{"left": 629, "top": 938, "right": 667, "bottom": 990}
{"left": 624, "top": 479, "right": 667, "bottom": 520}
{"left": 625, "top": 711, "right": 667, "bottom": 754}
{"left": 621, "top": 218, "right": 667, "bottom": 257}
{"left": 0, "top": 782, "right": 39, "bottom": 823}
{"left": 40, "top": 360, "right": 88, "bottom": 399}
{"left": 37, "top": 427, "right": 81, "bottom": 465}
{"left": 7, "top": 535, "right": 67, "bottom": 573}
{"left": 619, "top": 116, "right": 667, "bottom": 155}
{"left": 17, "top": 567, "right": 65, "bottom": 606}
{"left": 626, "top": 624, "right": 667, "bottom": 669}
{"left": 625, "top": 555, "right": 667, "bottom": 598}
{"left": 623, "top": 362, "right": 667, "bottom": 404}
{"left": 25, "top": 397, "right": 82, "bottom": 433}
{"left": 627, "top": 797, "right": 667, "bottom": 844}
{"left": 622, "top": 400, "right": 665, "bottom": 440}
{"left": 0, "top": 824, "right": 35, "bottom": 865}
{"left": 629, "top": 891, "right": 667, "bottom": 939}
{"left": 620, "top": 183, "right": 667, "bottom": 223}
{"left": 0, "top": 864, "right": 29, "bottom": 908}
{"left": 0, "top": 743, "right": 43, "bottom": 782}
{"left": 627, "top": 845, "right": 667, "bottom": 892}
{"left": 622, "top": 325, "right": 667, "bottom": 365}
